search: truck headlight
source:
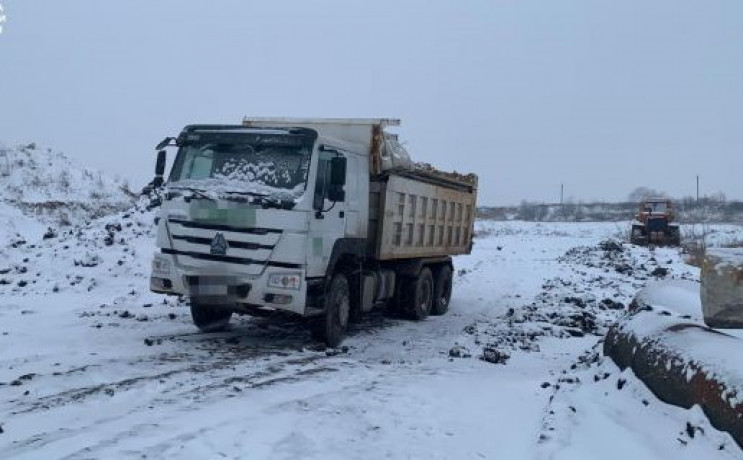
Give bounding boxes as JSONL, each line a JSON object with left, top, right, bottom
{"left": 152, "top": 256, "right": 171, "bottom": 275}
{"left": 267, "top": 273, "right": 301, "bottom": 290}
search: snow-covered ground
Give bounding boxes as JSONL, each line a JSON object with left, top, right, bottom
{"left": 1, "top": 212, "right": 743, "bottom": 458}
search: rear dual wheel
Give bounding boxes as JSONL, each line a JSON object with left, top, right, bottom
{"left": 397, "top": 265, "right": 453, "bottom": 320}
{"left": 404, "top": 267, "right": 434, "bottom": 320}
{"left": 314, "top": 265, "right": 451, "bottom": 345}
{"left": 431, "top": 265, "right": 453, "bottom": 316}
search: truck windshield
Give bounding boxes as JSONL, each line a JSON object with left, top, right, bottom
{"left": 169, "top": 135, "right": 312, "bottom": 200}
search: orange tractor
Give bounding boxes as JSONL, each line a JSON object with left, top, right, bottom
{"left": 630, "top": 198, "right": 681, "bottom": 246}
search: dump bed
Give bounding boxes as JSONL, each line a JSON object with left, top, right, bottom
{"left": 368, "top": 169, "right": 477, "bottom": 260}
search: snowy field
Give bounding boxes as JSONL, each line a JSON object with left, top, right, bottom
{"left": 1, "top": 215, "right": 742, "bottom": 459}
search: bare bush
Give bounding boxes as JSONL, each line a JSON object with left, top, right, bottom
{"left": 611, "top": 222, "right": 631, "bottom": 242}
{"left": 681, "top": 223, "right": 709, "bottom": 267}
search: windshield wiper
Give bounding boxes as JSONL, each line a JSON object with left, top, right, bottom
{"left": 167, "top": 186, "right": 216, "bottom": 202}
{"left": 221, "top": 190, "right": 268, "bottom": 198}
{"left": 213, "top": 190, "right": 266, "bottom": 204}
{"left": 221, "top": 190, "right": 295, "bottom": 209}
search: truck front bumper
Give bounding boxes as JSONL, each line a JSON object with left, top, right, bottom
{"left": 149, "top": 252, "right": 307, "bottom": 316}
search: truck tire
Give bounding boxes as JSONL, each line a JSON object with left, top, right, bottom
{"left": 190, "top": 301, "right": 232, "bottom": 332}
{"left": 311, "top": 273, "right": 350, "bottom": 347}
{"left": 405, "top": 267, "right": 433, "bottom": 320}
{"left": 431, "top": 265, "right": 453, "bottom": 316}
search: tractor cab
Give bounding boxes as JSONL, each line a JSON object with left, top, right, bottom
{"left": 638, "top": 198, "right": 674, "bottom": 219}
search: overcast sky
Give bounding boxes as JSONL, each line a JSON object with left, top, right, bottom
{"left": 1, "top": 0, "right": 741, "bottom": 206}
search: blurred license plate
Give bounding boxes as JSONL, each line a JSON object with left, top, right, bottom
{"left": 194, "top": 285, "right": 228, "bottom": 296}
{"left": 188, "top": 277, "right": 228, "bottom": 296}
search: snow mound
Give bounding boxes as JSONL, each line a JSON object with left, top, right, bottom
{"left": 630, "top": 280, "right": 702, "bottom": 320}
{"left": 0, "top": 142, "right": 136, "bottom": 227}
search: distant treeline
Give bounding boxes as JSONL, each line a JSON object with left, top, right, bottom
{"left": 478, "top": 199, "right": 743, "bottom": 223}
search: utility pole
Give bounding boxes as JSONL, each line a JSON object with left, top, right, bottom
{"left": 696, "top": 175, "right": 699, "bottom": 205}
{"left": 560, "top": 183, "right": 564, "bottom": 205}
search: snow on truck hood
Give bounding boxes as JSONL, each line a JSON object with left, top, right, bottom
{"left": 168, "top": 178, "right": 305, "bottom": 203}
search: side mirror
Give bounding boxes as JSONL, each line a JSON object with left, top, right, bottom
{"left": 327, "top": 185, "right": 345, "bottom": 203}
{"left": 155, "top": 150, "right": 167, "bottom": 177}
{"left": 330, "top": 156, "right": 347, "bottom": 187}
{"left": 328, "top": 157, "right": 346, "bottom": 202}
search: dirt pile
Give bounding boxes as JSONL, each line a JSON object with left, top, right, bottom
{"left": 461, "top": 239, "right": 696, "bottom": 362}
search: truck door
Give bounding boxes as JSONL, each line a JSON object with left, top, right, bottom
{"left": 307, "top": 150, "right": 347, "bottom": 278}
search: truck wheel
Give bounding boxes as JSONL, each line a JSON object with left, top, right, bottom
{"left": 190, "top": 301, "right": 232, "bottom": 332}
{"left": 311, "top": 274, "right": 350, "bottom": 347}
{"left": 431, "top": 265, "right": 453, "bottom": 316}
{"left": 406, "top": 267, "right": 433, "bottom": 320}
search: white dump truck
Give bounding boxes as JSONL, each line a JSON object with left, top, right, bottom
{"left": 150, "top": 118, "right": 477, "bottom": 346}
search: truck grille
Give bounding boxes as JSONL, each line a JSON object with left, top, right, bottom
{"left": 165, "top": 219, "right": 298, "bottom": 274}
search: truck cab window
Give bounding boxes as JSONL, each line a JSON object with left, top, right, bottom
{"left": 185, "top": 150, "right": 214, "bottom": 180}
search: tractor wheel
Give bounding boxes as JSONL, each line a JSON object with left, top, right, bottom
{"left": 190, "top": 301, "right": 233, "bottom": 332}
{"left": 630, "top": 226, "right": 646, "bottom": 246}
